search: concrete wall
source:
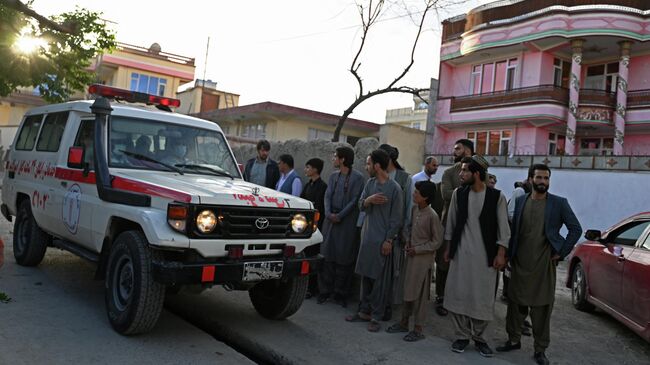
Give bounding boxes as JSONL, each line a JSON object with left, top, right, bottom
{"left": 624, "top": 53, "right": 650, "bottom": 91}
{"left": 379, "top": 124, "right": 426, "bottom": 173}
{"left": 431, "top": 164, "right": 650, "bottom": 233}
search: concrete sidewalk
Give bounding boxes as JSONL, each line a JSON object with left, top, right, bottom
{"left": 0, "top": 234, "right": 253, "bottom": 365}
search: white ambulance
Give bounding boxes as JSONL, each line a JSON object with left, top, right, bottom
{"left": 1, "top": 85, "right": 322, "bottom": 335}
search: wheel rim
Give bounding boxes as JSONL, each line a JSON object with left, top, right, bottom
{"left": 112, "top": 254, "right": 134, "bottom": 312}
{"left": 15, "top": 212, "right": 31, "bottom": 257}
{"left": 572, "top": 267, "right": 584, "bottom": 303}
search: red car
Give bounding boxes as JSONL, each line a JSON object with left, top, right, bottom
{"left": 566, "top": 212, "right": 650, "bottom": 342}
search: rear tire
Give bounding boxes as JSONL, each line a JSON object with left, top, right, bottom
{"left": 572, "top": 262, "right": 595, "bottom": 312}
{"left": 105, "top": 230, "right": 165, "bottom": 335}
{"left": 249, "top": 275, "right": 308, "bottom": 320}
{"left": 13, "top": 200, "right": 50, "bottom": 266}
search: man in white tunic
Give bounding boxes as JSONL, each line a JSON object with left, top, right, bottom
{"left": 443, "top": 155, "right": 510, "bottom": 357}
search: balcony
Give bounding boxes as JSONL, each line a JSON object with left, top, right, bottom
{"left": 446, "top": 85, "right": 568, "bottom": 113}
{"left": 443, "top": 85, "right": 627, "bottom": 113}
{"left": 627, "top": 90, "right": 650, "bottom": 109}
{"left": 442, "top": 0, "right": 650, "bottom": 42}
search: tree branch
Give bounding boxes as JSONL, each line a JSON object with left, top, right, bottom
{"left": 1, "top": 0, "right": 76, "bottom": 34}
{"left": 387, "top": 0, "right": 435, "bottom": 89}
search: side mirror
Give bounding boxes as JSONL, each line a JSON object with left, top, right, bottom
{"left": 585, "top": 229, "right": 602, "bottom": 241}
{"left": 67, "top": 146, "right": 84, "bottom": 169}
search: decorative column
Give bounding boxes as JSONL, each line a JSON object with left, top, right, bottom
{"left": 565, "top": 39, "right": 585, "bottom": 155}
{"left": 614, "top": 41, "right": 632, "bottom": 155}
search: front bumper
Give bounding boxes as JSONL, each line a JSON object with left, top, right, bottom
{"left": 152, "top": 254, "right": 323, "bottom": 285}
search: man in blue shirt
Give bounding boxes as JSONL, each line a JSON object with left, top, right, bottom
{"left": 276, "top": 154, "right": 302, "bottom": 196}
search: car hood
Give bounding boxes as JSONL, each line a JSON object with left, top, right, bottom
{"left": 114, "top": 170, "right": 312, "bottom": 209}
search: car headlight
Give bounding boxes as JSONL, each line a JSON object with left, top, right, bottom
{"left": 291, "top": 214, "right": 308, "bottom": 233}
{"left": 196, "top": 210, "right": 218, "bottom": 233}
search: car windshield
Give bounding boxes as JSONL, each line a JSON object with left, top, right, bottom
{"left": 108, "top": 116, "right": 240, "bottom": 178}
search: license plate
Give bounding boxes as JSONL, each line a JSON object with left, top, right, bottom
{"left": 242, "top": 261, "right": 284, "bottom": 281}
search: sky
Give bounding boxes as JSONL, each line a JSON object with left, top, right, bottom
{"left": 31, "top": 0, "right": 490, "bottom": 124}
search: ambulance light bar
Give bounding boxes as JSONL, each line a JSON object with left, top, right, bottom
{"left": 88, "top": 84, "right": 181, "bottom": 108}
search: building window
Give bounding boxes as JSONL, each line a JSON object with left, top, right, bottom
{"left": 469, "top": 58, "right": 518, "bottom": 95}
{"left": 130, "top": 73, "right": 167, "bottom": 96}
{"left": 240, "top": 123, "right": 266, "bottom": 139}
{"left": 580, "top": 137, "right": 614, "bottom": 156}
{"left": 466, "top": 129, "right": 511, "bottom": 155}
{"left": 553, "top": 58, "right": 571, "bottom": 88}
{"left": 584, "top": 62, "right": 618, "bottom": 92}
{"left": 411, "top": 122, "right": 421, "bottom": 130}
{"left": 548, "top": 133, "right": 566, "bottom": 155}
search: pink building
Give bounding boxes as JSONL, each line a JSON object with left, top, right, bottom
{"left": 434, "top": 0, "right": 650, "bottom": 156}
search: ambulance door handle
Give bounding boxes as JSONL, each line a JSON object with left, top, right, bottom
{"left": 60, "top": 181, "right": 67, "bottom": 188}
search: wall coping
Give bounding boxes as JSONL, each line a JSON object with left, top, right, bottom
{"left": 433, "top": 154, "right": 650, "bottom": 171}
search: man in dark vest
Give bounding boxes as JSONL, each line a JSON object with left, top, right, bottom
{"left": 378, "top": 144, "right": 412, "bottom": 321}
{"left": 275, "top": 154, "right": 302, "bottom": 196}
{"left": 443, "top": 155, "right": 510, "bottom": 357}
{"left": 436, "top": 139, "right": 474, "bottom": 316}
{"left": 243, "top": 139, "right": 280, "bottom": 189}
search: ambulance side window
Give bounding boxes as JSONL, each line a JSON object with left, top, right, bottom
{"left": 36, "top": 112, "right": 69, "bottom": 152}
{"left": 15, "top": 114, "right": 44, "bottom": 150}
{"left": 73, "top": 120, "right": 94, "bottom": 170}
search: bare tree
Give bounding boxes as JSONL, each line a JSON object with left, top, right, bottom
{"left": 332, "top": 0, "right": 460, "bottom": 142}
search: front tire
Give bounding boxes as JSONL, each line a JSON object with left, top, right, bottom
{"left": 105, "top": 230, "right": 165, "bottom": 335}
{"left": 13, "top": 199, "right": 50, "bottom": 266}
{"left": 249, "top": 275, "right": 308, "bottom": 320}
{"left": 572, "top": 262, "right": 595, "bottom": 312}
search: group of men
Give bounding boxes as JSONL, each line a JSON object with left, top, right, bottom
{"left": 242, "top": 138, "right": 583, "bottom": 365}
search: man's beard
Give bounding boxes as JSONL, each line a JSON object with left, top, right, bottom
{"left": 426, "top": 168, "right": 437, "bottom": 175}
{"left": 533, "top": 183, "right": 548, "bottom": 193}
{"left": 461, "top": 175, "right": 474, "bottom": 186}
{"left": 454, "top": 154, "right": 463, "bottom": 163}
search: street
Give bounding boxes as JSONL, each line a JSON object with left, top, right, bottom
{"left": 0, "top": 215, "right": 253, "bottom": 365}
{"left": 1, "top": 208, "right": 649, "bottom": 365}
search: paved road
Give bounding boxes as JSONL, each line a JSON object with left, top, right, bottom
{"left": 1, "top": 208, "right": 649, "bottom": 365}
{"left": 165, "top": 274, "right": 650, "bottom": 365}
{"left": 0, "top": 218, "right": 253, "bottom": 365}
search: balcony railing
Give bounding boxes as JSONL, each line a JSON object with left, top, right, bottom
{"left": 627, "top": 89, "right": 650, "bottom": 109}
{"left": 442, "top": 0, "right": 650, "bottom": 42}
{"left": 577, "top": 89, "right": 616, "bottom": 108}
{"left": 446, "top": 85, "right": 568, "bottom": 112}
{"left": 443, "top": 86, "right": 631, "bottom": 113}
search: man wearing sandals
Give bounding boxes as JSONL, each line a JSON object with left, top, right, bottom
{"left": 345, "top": 149, "right": 403, "bottom": 332}
{"left": 386, "top": 181, "right": 443, "bottom": 341}
{"left": 443, "top": 156, "right": 510, "bottom": 357}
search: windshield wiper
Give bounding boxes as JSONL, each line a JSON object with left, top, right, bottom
{"left": 119, "top": 149, "right": 184, "bottom": 175}
{"left": 175, "top": 163, "right": 234, "bottom": 179}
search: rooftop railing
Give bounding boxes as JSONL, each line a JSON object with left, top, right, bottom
{"left": 442, "top": 0, "right": 650, "bottom": 42}
{"left": 116, "top": 42, "right": 195, "bottom": 66}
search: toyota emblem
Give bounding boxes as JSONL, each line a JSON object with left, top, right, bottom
{"left": 255, "top": 217, "right": 270, "bottom": 230}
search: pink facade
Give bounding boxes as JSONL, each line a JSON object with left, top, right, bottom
{"left": 434, "top": 1, "right": 650, "bottom": 156}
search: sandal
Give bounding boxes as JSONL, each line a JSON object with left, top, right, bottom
{"left": 386, "top": 323, "right": 409, "bottom": 333}
{"left": 403, "top": 331, "right": 425, "bottom": 342}
{"left": 345, "top": 313, "right": 371, "bottom": 322}
{"left": 367, "top": 320, "right": 381, "bottom": 332}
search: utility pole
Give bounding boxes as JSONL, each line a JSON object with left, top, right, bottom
{"left": 200, "top": 36, "right": 210, "bottom": 112}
